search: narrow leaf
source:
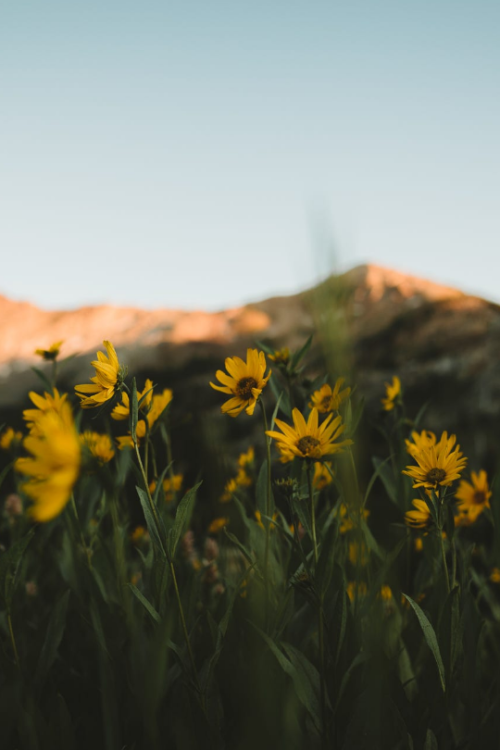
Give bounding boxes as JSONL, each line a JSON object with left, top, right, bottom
{"left": 128, "top": 583, "right": 161, "bottom": 623}
{"left": 402, "top": 593, "right": 446, "bottom": 692}
{"left": 168, "top": 482, "right": 201, "bottom": 558}
{"left": 35, "top": 590, "right": 70, "bottom": 688}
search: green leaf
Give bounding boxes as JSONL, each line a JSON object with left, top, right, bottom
{"left": 128, "top": 583, "right": 161, "bottom": 623}
{"left": 424, "top": 729, "right": 438, "bottom": 750}
{"left": 315, "top": 520, "right": 337, "bottom": 596}
{"left": 223, "top": 529, "right": 257, "bottom": 569}
{"left": 31, "top": 366, "right": 53, "bottom": 392}
{"left": 136, "top": 485, "right": 166, "bottom": 556}
{"left": 290, "top": 334, "right": 313, "bottom": 370}
{"left": 255, "top": 460, "right": 273, "bottom": 516}
{"left": 250, "top": 623, "right": 322, "bottom": 732}
{"left": 137, "top": 384, "right": 155, "bottom": 411}
{"left": 130, "top": 377, "right": 138, "bottom": 442}
{"left": 334, "top": 651, "right": 369, "bottom": 712}
{"left": 364, "top": 456, "right": 393, "bottom": 506}
{"left": 269, "top": 376, "right": 292, "bottom": 418}
{"left": 35, "top": 590, "right": 70, "bottom": 688}
{"left": 167, "top": 482, "right": 201, "bottom": 559}
{"left": 0, "top": 528, "right": 35, "bottom": 609}
{"left": 402, "top": 594, "right": 446, "bottom": 692}
{"left": 57, "top": 694, "right": 77, "bottom": 750}
{"left": 254, "top": 339, "right": 275, "bottom": 356}
{"left": 371, "top": 456, "right": 398, "bottom": 505}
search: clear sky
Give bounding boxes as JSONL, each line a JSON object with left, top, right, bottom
{"left": 1, "top": 0, "right": 499, "bottom": 311}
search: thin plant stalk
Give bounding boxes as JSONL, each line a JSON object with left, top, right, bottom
{"left": 259, "top": 400, "right": 272, "bottom": 621}
{"left": 8, "top": 612, "right": 19, "bottom": 667}
{"left": 71, "top": 493, "right": 92, "bottom": 569}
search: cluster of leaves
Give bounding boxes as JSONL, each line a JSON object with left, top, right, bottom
{"left": 0, "top": 340, "right": 500, "bottom": 750}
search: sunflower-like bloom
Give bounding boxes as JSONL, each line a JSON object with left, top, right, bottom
{"left": 208, "top": 517, "right": 229, "bottom": 534}
{"left": 80, "top": 431, "right": 115, "bottom": 464}
{"left": 111, "top": 378, "right": 154, "bottom": 420}
{"left": 75, "top": 341, "right": 125, "bottom": 409}
{"left": 455, "top": 470, "right": 492, "bottom": 524}
{"left": 313, "top": 461, "right": 333, "bottom": 490}
{"left": 381, "top": 376, "right": 401, "bottom": 411}
{"left": 403, "top": 431, "right": 467, "bottom": 490}
{"left": 346, "top": 581, "right": 367, "bottom": 602}
{"left": 405, "top": 430, "right": 437, "bottom": 457}
{"left": 348, "top": 541, "right": 369, "bottom": 566}
{"left": 15, "top": 403, "right": 81, "bottom": 522}
{"left": 116, "top": 388, "right": 173, "bottom": 449}
{"left": 0, "top": 427, "right": 23, "bottom": 451}
{"left": 266, "top": 407, "right": 352, "bottom": 463}
{"left": 337, "top": 503, "right": 370, "bottom": 534}
{"left": 255, "top": 510, "right": 278, "bottom": 530}
{"left": 210, "top": 349, "right": 271, "bottom": 417}
{"left": 405, "top": 498, "right": 433, "bottom": 531}
{"left": 268, "top": 348, "right": 290, "bottom": 365}
{"left": 149, "top": 474, "right": 183, "bottom": 502}
{"left": 309, "top": 379, "right": 351, "bottom": 413}
{"left": 34, "top": 340, "right": 64, "bottom": 361}
{"left": 23, "top": 389, "right": 68, "bottom": 435}
{"left": 490, "top": 568, "right": 500, "bottom": 584}
{"left": 238, "top": 447, "right": 255, "bottom": 469}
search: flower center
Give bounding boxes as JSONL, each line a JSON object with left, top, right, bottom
{"left": 472, "top": 490, "right": 486, "bottom": 505}
{"left": 236, "top": 377, "right": 258, "bottom": 400}
{"left": 426, "top": 468, "right": 447, "bottom": 484}
{"left": 321, "top": 396, "right": 332, "bottom": 411}
{"left": 296, "top": 436, "right": 320, "bottom": 456}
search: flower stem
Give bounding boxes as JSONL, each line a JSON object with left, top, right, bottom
{"left": 259, "top": 400, "right": 272, "bottom": 623}
{"left": 8, "top": 612, "right": 19, "bottom": 667}
{"left": 307, "top": 462, "right": 328, "bottom": 747}
{"left": 133, "top": 440, "right": 201, "bottom": 697}
{"left": 71, "top": 494, "right": 92, "bottom": 569}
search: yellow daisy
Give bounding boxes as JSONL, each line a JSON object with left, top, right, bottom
{"left": 255, "top": 510, "right": 278, "bottom": 530}
{"left": 116, "top": 389, "right": 173, "bottom": 449}
{"left": 208, "top": 517, "right": 229, "bottom": 534}
{"left": 15, "top": 403, "right": 81, "bottom": 522}
{"left": 312, "top": 461, "right": 333, "bottom": 490}
{"left": 238, "top": 447, "right": 255, "bottom": 469}
{"left": 0, "top": 427, "right": 23, "bottom": 451}
{"left": 266, "top": 407, "right": 352, "bottom": 463}
{"left": 346, "top": 581, "right": 367, "bottom": 602}
{"left": 34, "top": 340, "right": 64, "bottom": 361}
{"left": 405, "top": 430, "right": 437, "bottom": 457}
{"left": 309, "top": 379, "right": 351, "bottom": 413}
{"left": 405, "top": 498, "right": 433, "bottom": 531}
{"left": 80, "top": 431, "right": 115, "bottom": 464}
{"left": 402, "top": 431, "right": 467, "bottom": 490}
{"left": 111, "top": 378, "right": 154, "bottom": 421}
{"left": 381, "top": 376, "right": 401, "bottom": 411}
{"left": 268, "top": 348, "right": 290, "bottom": 365}
{"left": 75, "top": 341, "right": 125, "bottom": 409}
{"left": 337, "top": 503, "right": 370, "bottom": 534}
{"left": 455, "top": 470, "right": 492, "bottom": 524}
{"left": 348, "top": 541, "right": 369, "bottom": 566}
{"left": 210, "top": 349, "right": 271, "bottom": 417}
{"left": 490, "top": 568, "right": 500, "bottom": 584}
{"left": 150, "top": 474, "right": 184, "bottom": 502}
{"left": 23, "top": 389, "right": 68, "bottom": 435}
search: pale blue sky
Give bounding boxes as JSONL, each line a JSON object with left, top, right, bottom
{"left": 1, "top": 0, "right": 499, "bottom": 310}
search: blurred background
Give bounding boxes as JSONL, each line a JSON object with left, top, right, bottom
{"left": 1, "top": 0, "right": 499, "bottom": 311}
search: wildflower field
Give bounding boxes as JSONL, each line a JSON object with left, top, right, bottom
{"left": 1, "top": 332, "right": 500, "bottom": 750}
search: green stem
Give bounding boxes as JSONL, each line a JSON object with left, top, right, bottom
{"left": 133, "top": 439, "right": 201, "bottom": 697}
{"left": 259, "top": 400, "right": 272, "bottom": 622}
{"left": 307, "top": 462, "right": 328, "bottom": 747}
{"left": 71, "top": 494, "right": 92, "bottom": 569}
{"left": 439, "top": 531, "right": 450, "bottom": 594}
{"left": 164, "top": 424, "right": 177, "bottom": 503}
{"left": 8, "top": 611, "right": 19, "bottom": 667}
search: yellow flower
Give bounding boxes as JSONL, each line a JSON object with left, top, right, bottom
{"left": 405, "top": 498, "right": 433, "bottom": 531}
{"left": 337, "top": 504, "right": 370, "bottom": 534}
{"left": 348, "top": 541, "right": 369, "bottom": 566}
{"left": 34, "top": 340, "right": 64, "bottom": 361}
{"left": 414, "top": 537, "right": 424, "bottom": 552}
{"left": 75, "top": 340, "right": 125, "bottom": 409}
{"left": 221, "top": 477, "right": 238, "bottom": 503}
{"left": 15, "top": 403, "right": 81, "bottom": 522}
{"left": 255, "top": 510, "right": 278, "bottom": 529}
{"left": 80, "top": 431, "right": 115, "bottom": 464}
{"left": 402, "top": 431, "right": 467, "bottom": 490}
{"left": 149, "top": 474, "right": 183, "bottom": 502}
{"left": 405, "top": 430, "right": 437, "bottom": 457}
{"left": 268, "top": 348, "right": 290, "bottom": 365}
{"left": 266, "top": 407, "right": 352, "bottom": 463}
{"left": 210, "top": 349, "right": 271, "bottom": 417}
{"left": 116, "top": 435, "right": 135, "bottom": 450}
{"left": 313, "top": 461, "right": 333, "bottom": 490}
{"left": 490, "top": 568, "right": 500, "bottom": 584}
{"left": 378, "top": 585, "right": 393, "bottom": 601}
{"left": 208, "top": 517, "right": 229, "bottom": 534}
{"left": 346, "top": 581, "right": 367, "bottom": 602}
{"left": 23, "top": 389, "right": 68, "bottom": 435}
{"left": 147, "top": 388, "right": 173, "bottom": 426}
{"left": 0, "top": 427, "right": 23, "bottom": 451}
{"left": 309, "top": 379, "right": 351, "bottom": 413}
{"left": 111, "top": 379, "right": 154, "bottom": 421}
{"left": 131, "top": 526, "right": 149, "bottom": 545}
{"left": 381, "top": 376, "right": 401, "bottom": 411}
{"left": 238, "top": 447, "right": 255, "bottom": 469}
{"left": 455, "top": 470, "right": 492, "bottom": 524}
